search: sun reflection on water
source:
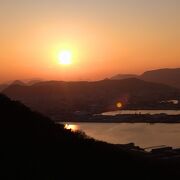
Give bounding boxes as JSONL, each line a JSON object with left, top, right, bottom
{"left": 64, "top": 124, "right": 79, "bottom": 132}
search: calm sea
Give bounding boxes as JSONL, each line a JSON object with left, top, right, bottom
{"left": 62, "top": 122, "right": 180, "bottom": 149}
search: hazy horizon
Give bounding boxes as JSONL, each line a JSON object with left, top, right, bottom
{"left": 0, "top": 66, "right": 180, "bottom": 84}
{"left": 0, "top": 0, "right": 179, "bottom": 82}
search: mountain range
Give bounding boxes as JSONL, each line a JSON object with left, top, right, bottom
{"left": 1, "top": 68, "right": 180, "bottom": 120}
{"left": 111, "top": 74, "right": 138, "bottom": 80}
{"left": 111, "top": 68, "right": 180, "bottom": 89}
{"left": 0, "top": 79, "right": 42, "bottom": 92}
{"left": 0, "top": 83, "right": 8, "bottom": 92}
{"left": 141, "top": 68, "right": 180, "bottom": 89}
{"left": 3, "top": 78, "right": 180, "bottom": 120}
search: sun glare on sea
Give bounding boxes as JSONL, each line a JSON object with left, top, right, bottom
{"left": 58, "top": 51, "right": 72, "bottom": 65}
{"left": 64, "top": 124, "right": 79, "bottom": 132}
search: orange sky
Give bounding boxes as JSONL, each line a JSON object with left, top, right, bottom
{"left": 0, "top": 0, "right": 179, "bottom": 82}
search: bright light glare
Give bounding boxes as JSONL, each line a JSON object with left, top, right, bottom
{"left": 116, "top": 102, "right": 123, "bottom": 108}
{"left": 58, "top": 51, "right": 72, "bottom": 65}
{"left": 64, "top": 124, "right": 79, "bottom": 132}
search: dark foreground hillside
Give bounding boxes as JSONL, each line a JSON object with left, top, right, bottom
{"left": 0, "top": 94, "right": 180, "bottom": 180}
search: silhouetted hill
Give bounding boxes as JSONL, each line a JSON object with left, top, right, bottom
{"left": 111, "top": 74, "right": 138, "bottom": 80}
{"left": 1, "top": 94, "right": 180, "bottom": 179}
{"left": 27, "top": 79, "right": 43, "bottom": 85}
{"left": 11, "top": 80, "right": 26, "bottom": 86}
{"left": 0, "top": 80, "right": 25, "bottom": 92}
{"left": 112, "top": 68, "right": 180, "bottom": 89}
{"left": 140, "top": 68, "right": 180, "bottom": 89}
{"left": 3, "top": 78, "right": 180, "bottom": 120}
{"left": 0, "top": 84, "right": 8, "bottom": 92}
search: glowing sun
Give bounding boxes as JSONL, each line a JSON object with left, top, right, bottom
{"left": 58, "top": 51, "right": 72, "bottom": 65}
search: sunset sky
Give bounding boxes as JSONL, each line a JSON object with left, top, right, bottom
{"left": 0, "top": 0, "right": 179, "bottom": 82}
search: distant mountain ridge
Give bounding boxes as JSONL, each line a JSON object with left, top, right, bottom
{"left": 0, "top": 84, "right": 8, "bottom": 92}
{"left": 111, "top": 74, "right": 138, "bottom": 80}
{"left": 111, "top": 68, "right": 180, "bottom": 89}
{"left": 11, "top": 80, "right": 26, "bottom": 86}
{"left": 140, "top": 68, "right": 180, "bottom": 89}
{"left": 3, "top": 78, "right": 180, "bottom": 120}
{"left": 0, "top": 80, "right": 26, "bottom": 92}
{"left": 0, "top": 79, "right": 43, "bottom": 92}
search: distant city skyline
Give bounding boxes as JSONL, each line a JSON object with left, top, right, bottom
{"left": 0, "top": 0, "right": 179, "bottom": 82}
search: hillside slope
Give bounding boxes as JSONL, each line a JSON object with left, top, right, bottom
{"left": 3, "top": 79, "right": 180, "bottom": 119}
{"left": 140, "top": 68, "right": 180, "bottom": 89}
{"left": 111, "top": 68, "right": 180, "bottom": 89}
{"left": 1, "top": 94, "right": 180, "bottom": 179}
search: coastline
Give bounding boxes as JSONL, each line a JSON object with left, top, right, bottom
{"left": 54, "top": 114, "right": 180, "bottom": 123}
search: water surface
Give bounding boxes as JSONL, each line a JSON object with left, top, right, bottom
{"left": 63, "top": 123, "right": 180, "bottom": 149}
